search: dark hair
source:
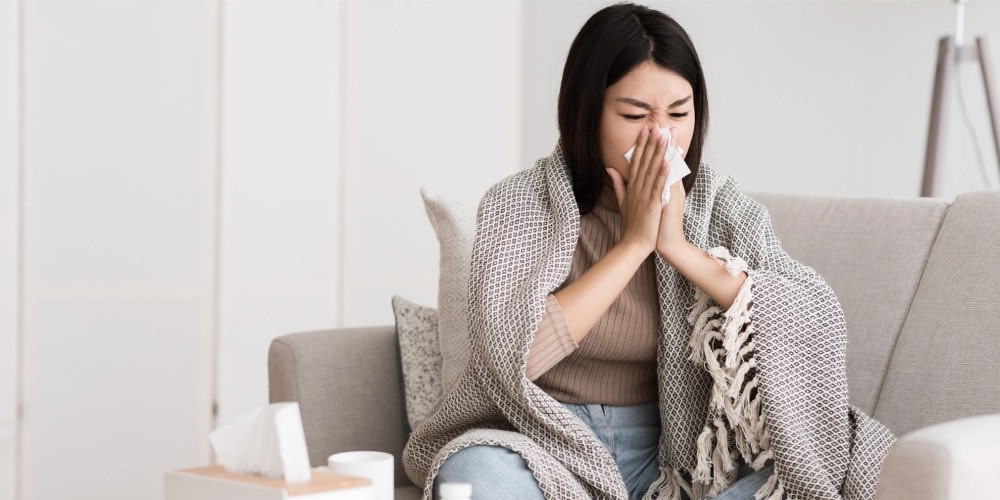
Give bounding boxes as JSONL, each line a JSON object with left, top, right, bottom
{"left": 558, "top": 3, "right": 709, "bottom": 214}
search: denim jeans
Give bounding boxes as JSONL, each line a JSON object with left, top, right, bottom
{"left": 433, "top": 401, "right": 774, "bottom": 500}
{"left": 702, "top": 462, "right": 775, "bottom": 500}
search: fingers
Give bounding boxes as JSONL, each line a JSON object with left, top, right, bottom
{"left": 651, "top": 157, "right": 668, "bottom": 204}
{"left": 628, "top": 127, "right": 650, "bottom": 182}
{"left": 637, "top": 127, "right": 667, "bottom": 199}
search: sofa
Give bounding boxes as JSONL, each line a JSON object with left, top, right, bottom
{"left": 269, "top": 190, "right": 1000, "bottom": 499}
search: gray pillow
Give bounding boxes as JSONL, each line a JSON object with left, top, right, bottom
{"left": 391, "top": 295, "right": 442, "bottom": 431}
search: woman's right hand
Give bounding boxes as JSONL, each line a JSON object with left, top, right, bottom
{"left": 606, "top": 125, "right": 670, "bottom": 255}
{"left": 556, "top": 126, "right": 669, "bottom": 343}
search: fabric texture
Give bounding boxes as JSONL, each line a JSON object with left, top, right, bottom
{"left": 435, "top": 445, "right": 546, "bottom": 500}
{"left": 392, "top": 295, "right": 443, "bottom": 431}
{"left": 525, "top": 295, "right": 576, "bottom": 381}
{"left": 421, "top": 187, "right": 479, "bottom": 397}
{"left": 403, "top": 144, "right": 895, "bottom": 500}
{"left": 751, "top": 193, "right": 949, "bottom": 415}
{"left": 268, "top": 326, "right": 413, "bottom": 487}
{"left": 873, "top": 191, "right": 1000, "bottom": 436}
{"left": 531, "top": 184, "right": 659, "bottom": 404}
{"left": 559, "top": 402, "right": 663, "bottom": 500}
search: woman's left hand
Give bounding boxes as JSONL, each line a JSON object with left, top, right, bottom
{"left": 655, "top": 130, "right": 688, "bottom": 263}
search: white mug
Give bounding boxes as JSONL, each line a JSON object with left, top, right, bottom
{"left": 327, "top": 451, "right": 393, "bottom": 500}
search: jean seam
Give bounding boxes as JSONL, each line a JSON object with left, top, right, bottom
{"left": 601, "top": 404, "right": 616, "bottom": 458}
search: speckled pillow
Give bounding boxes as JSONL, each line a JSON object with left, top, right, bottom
{"left": 391, "top": 295, "right": 442, "bottom": 431}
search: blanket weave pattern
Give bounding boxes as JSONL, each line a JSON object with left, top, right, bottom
{"left": 403, "top": 145, "right": 895, "bottom": 499}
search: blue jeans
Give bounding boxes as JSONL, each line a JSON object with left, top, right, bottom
{"left": 433, "top": 401, "right": 774, "bottom": 500}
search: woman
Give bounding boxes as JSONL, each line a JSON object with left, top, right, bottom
{"left": 404, "top": 4, "right": 894, "bottom": 500}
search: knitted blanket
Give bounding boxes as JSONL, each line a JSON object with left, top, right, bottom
{"left": 403, "top": 144, "right": 895, "bottom": 499}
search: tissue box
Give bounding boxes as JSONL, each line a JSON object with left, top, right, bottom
{"left": 165, "top": 466, "right": 374, "bottom": 500}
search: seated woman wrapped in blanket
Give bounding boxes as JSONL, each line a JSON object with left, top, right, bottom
{"left": 403, "top": 3, "right": 895, "bottom": 499}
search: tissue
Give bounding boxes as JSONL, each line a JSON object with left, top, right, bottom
{"left": 209, "top": 402, "right": 312, "bottom": 483}
{"left": 623, "top": 127, "right": 691, "bottom": 205}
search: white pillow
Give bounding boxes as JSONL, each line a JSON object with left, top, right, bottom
{"left": 391, "top": 295, "right": 442, "bottom": 431}
{"left": 420, "top": 187, "right": 478, "bottom": 397}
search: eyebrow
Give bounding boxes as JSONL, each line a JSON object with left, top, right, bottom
{"left": 615, "top": 96, "right": 692, "bottom": 110}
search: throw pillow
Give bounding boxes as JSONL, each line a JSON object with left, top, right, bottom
{"left": 420, "top": 187, "right": 478, "bottom": 396}
{"left": 391, "top": 295, "right": 442, "bottom": 431}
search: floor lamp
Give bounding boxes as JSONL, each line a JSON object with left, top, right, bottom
{"left": 921, "top": 0, "right": 1000, "bottom": 197}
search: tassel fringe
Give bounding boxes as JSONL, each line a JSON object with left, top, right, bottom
{"left": 687, "top": 247, "right": 781, "bottom": 498}
{"left": 646, "top": 466, "right": 695, "bottom": 500}
{"left": 753, "top": 472, "right": 784, "bottom": 500}
{"left": 641, "top": 467, "right": 669, "bottom": 500}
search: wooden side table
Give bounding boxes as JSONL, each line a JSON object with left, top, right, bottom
{"left": 165, "top": 465, "right": 374, "bottom": 500}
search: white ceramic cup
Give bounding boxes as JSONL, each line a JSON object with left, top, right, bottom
{"left": 327, "top": 451, "right": 393, "bottom": 500}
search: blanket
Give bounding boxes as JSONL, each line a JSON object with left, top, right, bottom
{"left": 403, "top": 144, "right": 895, "bottom": 499}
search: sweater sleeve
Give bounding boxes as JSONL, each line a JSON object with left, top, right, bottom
{"left": 525, "top": 294, "right": 578, "bottom": 381}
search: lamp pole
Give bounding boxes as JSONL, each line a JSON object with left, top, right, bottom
{"left": 921, "top": 0, "right": 1000, "bottom": 197}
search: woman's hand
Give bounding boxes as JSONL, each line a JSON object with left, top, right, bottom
{"left": 647, "top": 132, "right": 746, "bottom": 309}
{"left": 606, "top": 126, "right": 670, "bottom": 256}
{"left": 557, "top": 126, "right": 668, "bottom": 343}
{"left": 655, "top": 129, "right": 689, "bottom": 263}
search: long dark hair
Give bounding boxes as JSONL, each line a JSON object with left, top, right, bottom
{"left": 558, "top": 3, "right": 709, "bottom": 214}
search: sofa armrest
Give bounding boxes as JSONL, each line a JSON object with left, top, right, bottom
{"left": 268, "top": 326, "right": 412, "bottom": 487}
{"left": 875, "top": 413, "right": 1000, "bottom": 499}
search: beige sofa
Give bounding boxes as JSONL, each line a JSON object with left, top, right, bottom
{"left": 269, "top": 190, "right": 1000, "bottom": 499}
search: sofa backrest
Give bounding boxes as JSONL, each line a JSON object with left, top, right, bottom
{"left": 751, "top": 193, "right": 950, "bottom": 415}
{"left": 872, "top": 191, "right": 1000, "bottom": 436}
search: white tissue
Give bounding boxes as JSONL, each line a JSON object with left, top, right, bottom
{"left": 623, "top": 127, "right": 691, "bottom": 205}
{"left": 209, "top": 402, "right": 312, "bottom": 483}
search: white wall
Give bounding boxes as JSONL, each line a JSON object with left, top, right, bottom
{"left": 216, "top": 0, "right": 343, "bottom": 432}
{"left": 20, "top": 2, "right": 218, "bottom": 499}
{"left": 341, "top": 0, "right": 521, "bottom": 326}
{"left": 3, "top": 1, "right": 523, "bottom": 498}
{"left": 0, "top": 1, "right": 19, "bottom": 499}
{"left": 217, "top": 0, "right": 523, "bottom": 426}
{"left": 521, "top": 0, "right": 1000, "bottom": 199}
{"left": 3, "top": 1, "right": 998, "bottom": 499}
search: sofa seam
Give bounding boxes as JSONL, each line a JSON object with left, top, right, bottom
{"left": 870, "top": 202, "right": 951, "bottom": 419}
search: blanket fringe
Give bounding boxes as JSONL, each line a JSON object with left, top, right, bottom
{"left": 753, "top": 472, "right": 784, "bottom": 500}
{"left": 644, "top": 466, "right": 694, "bottom": 500}
{"left": 686, "top": 247, "right": 782, "bottom": 498}
{"left": 693, "top": 425, "right": 715, "bottom": 483}
{"left": 641, "top": 467, "right": 668, "bottom": 500}
{"left": 711, "top": 435, "right": 734, "bottom": 492}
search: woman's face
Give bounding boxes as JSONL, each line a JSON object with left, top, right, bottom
{"left": 600, "top": 60, "right": 695, "bottom": 183}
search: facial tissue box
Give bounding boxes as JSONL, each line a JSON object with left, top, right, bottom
{"left": 209, "top": 402, "right": 312, "bottom": 482}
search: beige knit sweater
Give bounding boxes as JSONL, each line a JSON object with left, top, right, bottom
{"left": 526, "top": 185, "right": 660, "bottom": 405}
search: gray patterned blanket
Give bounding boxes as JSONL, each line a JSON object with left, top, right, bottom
{"left": 403, "top": 144, "right": 895, "bottom": 499}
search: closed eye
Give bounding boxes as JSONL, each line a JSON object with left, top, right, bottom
{"left": 670, "top": 112, "right": 689, "bottom": 118}
{"left": 622, "top": 114, "right": 646, "bottom": 121}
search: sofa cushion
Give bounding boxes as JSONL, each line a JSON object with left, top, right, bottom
{"left": 268, "top": 326, "right": 413, "bottom": 487}
{"left": 873, "top": 191, "right": 1000, "bottom": 435}
{"left": 391, "top": 296, "right": 442, "bottom": 431}
{"left": 420, "top": 187, "right": 478, "bottom": 397}
{"left": 751, "top": 193, "right": 949, "bottom": 415}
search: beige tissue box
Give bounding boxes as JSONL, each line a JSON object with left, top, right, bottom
{"left": 165, "top": 465, "right": 374, "bottom": 500}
